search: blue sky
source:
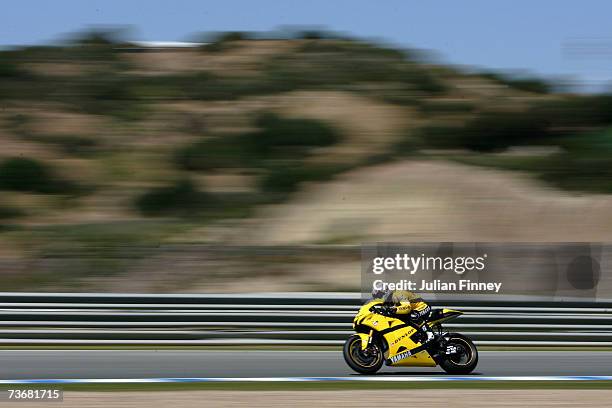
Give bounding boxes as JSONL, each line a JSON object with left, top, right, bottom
{"left": 2, "top": 0, "right": 612, "bottom": 91}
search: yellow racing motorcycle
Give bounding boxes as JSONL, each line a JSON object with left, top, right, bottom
{"left": 343, "top": 299, "right": 478, "bottom": 374}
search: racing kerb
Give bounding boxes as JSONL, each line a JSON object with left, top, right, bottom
{"left": 0, "top": 292, "right": 610, "bottom": 346}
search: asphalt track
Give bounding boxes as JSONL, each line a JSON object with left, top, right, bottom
{"left": 1, "top": 350, "right": 612, "bottom": 380}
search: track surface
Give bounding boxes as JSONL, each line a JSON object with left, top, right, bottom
{"left": 1, "top": 350, "right": 612, "bottom": 379}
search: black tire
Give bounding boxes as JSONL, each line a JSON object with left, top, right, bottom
{"left": 439, "top": 333, "right": 478, "bottom": 375}
{"left": 343, "top": 334, "right": 384, "bottom": 374}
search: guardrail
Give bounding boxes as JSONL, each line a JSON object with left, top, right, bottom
{"left": 0, "top": 292, "right": 610, "bottom": 346}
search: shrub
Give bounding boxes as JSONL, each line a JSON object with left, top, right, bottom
{"left": 415, "top": 125, "right": 464, "bottom": 150}
{"left": 418, "top": 110, "right": 553, "bottom": 152}
{"left": 535, "top": 128, "right": 612, "bottom": 193}
{"left": 215, "top": 31, "right": 249, "bottom": 42}
{"left": 77, "top": 73, "right": 144, "bottom": 119}
{"left": 0, "top": 157, "right": 47, "bottom": 191}
{"left": 264, "top": 42, "right": 411, "bottom": 88}
{"left": 397, "top": 68, "right": 447, "bottom": 94}
{"left": 0, "top": 205, "right": 24, "bottom": 220}
{"left": 459, "top": 111, "right": 551, "bottom": 151}
{"left": 443, "top": 96, "right": 612, "bottom": 153}
{"left": 260, "top": 162, "right": 346, "bottom": 193}
{"left": 201, "top": 32, "right": 249, "bottom": 53}
{"left": 480, "top": 71, "right": 551, "bottom": 94}
{"left": 247, "top": 113, "right": 340, "bottom": 157}
{"left": 0, "top": 60, "right": 28, "bottom": 79}
{"left": 417, "top": 100, "right": 476, "bottom": 114}
{"left": 175, "top": 136, "right": 251, "bottom": 171}
{"left": 135, "top": 179, "right": 210, "bottom": 217}
{"left": 505, "top": 78, "right": 551, "bottom": 94}
{"left": 0, "top": 157, "right": 68, "bottom": 193}
{"left": 176, "top": 114, "right": 340, "bottom": 171}
{"left": 533, "top": 95, "right": 612, "bottom": 128}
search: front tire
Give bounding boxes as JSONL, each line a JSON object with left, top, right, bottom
{"left": 343, "top": 334, "right": 384, "bottom": 374}
{"left": 439, "top": 333, "right": 478, "bottom": 375}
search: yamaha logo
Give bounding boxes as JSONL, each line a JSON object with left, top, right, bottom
{"left": 389, "top": 350, "right": 412, "bottom": 363}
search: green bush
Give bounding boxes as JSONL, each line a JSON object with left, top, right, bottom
{"left": 419, "top": 110, "right": 552, "bottom": 152}
{"left": 0, "top": 157, "right": 50, "bottom": 191}
{"left": 505, "top": 78, "right": 551, "bottom": 94}
{"left": 414, "top": 125, "right": 464, "bottom": 150}
{"left": 264, "top": 43, "right": 409, "bottom": 88}
{"left": 538, "top": 152, "right": 612, "bottom": 193}
{"left": 201, "top": 31, "right": 250, "bottom": 53}
{"left": 260, "top": 162, "right": 346, "bottom": 193}
{"left": 0, "top": 205, "right": 24, "bottom": 220}
{"left": 214, "top": 31, "right": 249, "bottom": 42}
{"left": 535, "top": 128, "right": 612, "bottom": 193}
{"left": 135, "top": 179, "right": 210, "bottom": 217}
{"left": 480, "top": 72, "right": 551, "bottom": 94}
{"left": 459, "top": 111, "right": 552, "bottom": 151}
{"left": 247, "top": 113, "right": 340, "bottom": 157}
{"left": 0, "top": 157, "right": 75, "bottom": 194}
{"left": 176, "top": 114, "right": 340, "bottom": 171}
{"left": 452, "top": 128, "right": 612, "bottom": 194}
{"left": 266, "top": 41, "right": 443, "bottom": 95}
{"left": 531, "top": 95, "right": 612, "bottom": 129}
{"left": 175, "top": 136, "right": 251, "bottom": 171}
{"left": 0, "top": 60, "right": 28, "bottom": 79}
{"left": 77, "top": 73, "right": 145, "bottom": 119}
{"left": 397, "top": 68, "right": 447, "bottom": 94}
{"left": 417, "top": 100, "right": 476, "bottom": 114}
{"left": 437, "top": 96, "right": 612, "bottom": 152}
{"left": 137, "top": 72, "right": 287, "bottom": 101}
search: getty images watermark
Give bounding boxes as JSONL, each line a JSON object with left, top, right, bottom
{"left": 361, "top": 243, "right": 607, "bottom": 301}
{"left": 370, "top": 251, "right": 498, "bottom": 293}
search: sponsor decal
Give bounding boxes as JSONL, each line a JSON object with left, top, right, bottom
{"left": 391, "top": 332, "right": 409, "bottom": 345}
{"left": 389, "top": 350, "right": 412, "bottom": 363}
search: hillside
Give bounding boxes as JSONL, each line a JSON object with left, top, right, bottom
{"left": 1, "top": 30, "right": 611, "bottom": 291}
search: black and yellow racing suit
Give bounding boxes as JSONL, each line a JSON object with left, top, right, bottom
{"left": 382, "top": 290, "right": 434, "bottom": 347}
{"left": 382, "top": 290, "right": 431, "bottom": 320}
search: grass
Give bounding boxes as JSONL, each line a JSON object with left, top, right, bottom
{"left": 0, "top": 221, "right": 194, "bottom": 290}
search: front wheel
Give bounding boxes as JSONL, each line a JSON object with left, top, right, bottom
{"left": 439, "top": 333, "right": 478, "bottom": 375}
{"left": 343, "top": 334, "right": 384, "bottom": 374}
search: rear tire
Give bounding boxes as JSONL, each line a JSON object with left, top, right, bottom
{"left": 343, "top": 334, "right": 384, "bottom": 374}
{"left": 439, "top": 333, "right": 478, "bottom": 375}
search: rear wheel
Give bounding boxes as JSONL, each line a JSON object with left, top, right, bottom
{"left": 439, "top": 333, "right": 478, "bottom": 375}
{"left": 343, "top": 334, "right": 384, "bottom": 374}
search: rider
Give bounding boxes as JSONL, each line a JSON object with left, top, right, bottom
{"left": 371, "top": 288, "right": 435, "bottom": 346}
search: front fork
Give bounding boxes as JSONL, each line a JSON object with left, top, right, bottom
{"left": 356, "top": 330, "right": 374, "bottom": 350}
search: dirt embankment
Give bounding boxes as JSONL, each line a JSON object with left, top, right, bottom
{"left": 7, "top": 389, "right": 612, "bottom": 408}
{"left": 248, "top": 159, "right": 612, "bottom": 245}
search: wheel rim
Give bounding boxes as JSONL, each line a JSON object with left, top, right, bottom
{"left": 448, "top": 338, "right": 475, "bottom": 366}
{"left": 348, "top": 338, "right": 381, "bottom": 368}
